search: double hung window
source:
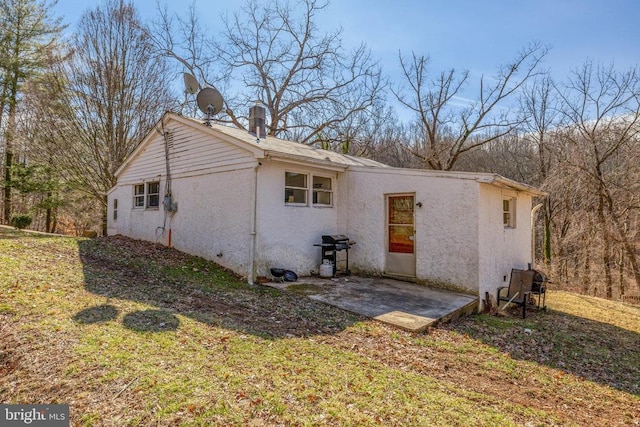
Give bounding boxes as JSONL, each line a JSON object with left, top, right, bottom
{"left": 133, "top": 182, "right": 160, "bottom": 209}
{"left": 284, "top": 172, "right": 333, "bottom": 207}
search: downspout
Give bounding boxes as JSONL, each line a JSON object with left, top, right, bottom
{"left": 531, "top": 203, "right": 543, "bottom": 269}
{"left": 247, "top": 163, "right": 260, "bottom": 285}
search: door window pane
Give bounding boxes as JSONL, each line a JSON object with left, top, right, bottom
{"left": 389, "top": 196, "right": 414, "bottom": 224}
{"left": 388, "top": 195, "right": 415, "bottom": 254}
{"left": 389, "top": 225, "right": 414, "bottom": 254}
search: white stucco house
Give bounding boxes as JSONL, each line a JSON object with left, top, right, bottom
{"left": 107, "top": 110, "right": 545, "bottom": 308}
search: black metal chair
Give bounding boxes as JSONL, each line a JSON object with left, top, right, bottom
{"left": 497, "top": 269, "right": 535, "bottom": 318}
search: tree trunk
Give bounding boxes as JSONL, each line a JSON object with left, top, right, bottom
{"left": 619, "top": 250, "right": 625, "bottom": 299}
{"left": 101, "top": 194, "right": 108, "bottom": 236}
{"left": 45, "top": 191, "right": 52, "bottom": 233}
{"left": 3, "top": 150, "right": 12, "bottom": 223}
{"left": 598, "top": 193, "right": 613, "bottom": 299}
{"left": 51, "top": 205, "right": 58, "bottom": 234}
{"left": 582, "top": 249, "right": 591, "bottom": 294}
{"left": 3, "top": 74, "right": 19, "bottom": 224}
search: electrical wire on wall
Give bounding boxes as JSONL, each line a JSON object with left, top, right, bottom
{"left": 154, "top": 118, "right": 177, "bottom": 245}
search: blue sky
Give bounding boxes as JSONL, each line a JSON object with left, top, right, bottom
{"left": 55, "top": 0, "right": 639, "bottom": 110}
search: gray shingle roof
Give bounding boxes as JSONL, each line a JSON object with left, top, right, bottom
{"left": 183, "top": 115, "right": 389, "bottom": 168}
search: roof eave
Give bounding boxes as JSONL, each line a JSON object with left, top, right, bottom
{"left": 478, "top": 174, "right": 548, "bottom": 197}
{"left": 265, "top": 151, "right": 349, "bottom": 171}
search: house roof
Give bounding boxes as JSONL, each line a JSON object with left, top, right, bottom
{"left": 347, "top": 165, "right": 547, "bottom": 197}
{"left": 115, "top": 111, "right": 546, "bottom": 197}
{"left": 179, "top": 114, "right": 388, "bottom": 169}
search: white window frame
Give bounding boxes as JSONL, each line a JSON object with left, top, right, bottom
{"left": 284, "top": 172, "right": 308, "bottom": 205}
{"left": 284, "top": 172, "right": 334, "bottom": 207}
{"left": 133, "top": 184, "right": 145, "bottom": 208}
{"left": 503, "top": 197, "right": 516, "bottom": 228}
{"left": 312, "top": 175, "right": 333, "bottom": 207}
{"left": 133, "top": 181, "right": 160, "bottom": 209}
{"left": 147, "top": 182, "right": 160, "bottom": 208}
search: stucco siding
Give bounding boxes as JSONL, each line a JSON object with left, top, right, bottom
{"left": 342, "top": 168, "right": 480, "bottom": 292}
{"left": 167, "top": 168, "right": 255, "bottom": 274}
{"left": 478, "top": 184, "right": 533, "bottom": 306}
{"left": 254, "top": 160, "right": 340, "bottom": 277}
{"left": 106, "top": 180, "right": 165, "bottom": 242}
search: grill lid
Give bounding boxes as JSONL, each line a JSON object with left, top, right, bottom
{"left": 322, "top": 234, "right": 349, "bottom": 244}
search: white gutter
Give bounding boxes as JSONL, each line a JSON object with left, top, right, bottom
{"left": 486, "top": 175, "right": 548, "bottom": 197}
{"left": 531, "top": 203, "right": 544, "bottom": 269}
{"left": 247, "top": 163, "right": 260, "bottom": 285}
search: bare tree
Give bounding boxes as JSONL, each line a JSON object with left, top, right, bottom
{"left": 44, "top": 0, "right": 173, "bottom": 233}
{"left": 148, "top": 1, "right": 229, "bottom": 112}
{"left": 519, "top": 76, "right": 562, "bottom": 264}
{"left": 555, "top": 61, "right": 640, "bottom": 297}
{"left": 15, "top": 56, "right": 72, "bottom": 233}
{"left": 151, "top": 0, "right": 384, "bottom": 144}
{"left": 394, "top": 43, "right": 548, "bottom": 171}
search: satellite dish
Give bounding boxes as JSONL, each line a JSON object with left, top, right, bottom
{"left": 196, "top": 87, "right": 224, "bottom": 126}
{"left": 183, "top": 73, "right": 200, "bottom": 95}
{"left": 197, "top": 88, "right": 224, "bottom": 116}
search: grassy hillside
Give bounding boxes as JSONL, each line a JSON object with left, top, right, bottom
{"left": 1, "top": 227, "right": 638, "bottom": 426}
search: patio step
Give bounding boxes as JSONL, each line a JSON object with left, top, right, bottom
{"left": 374, "top": 311, "right": 436, "bottom": 332}
{"left": 374, "top": 298, "right": 479, "bottom": 332}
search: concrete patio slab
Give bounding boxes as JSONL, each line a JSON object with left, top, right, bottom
{"left": 263, "top": 276, "right": 479, "bottom": 332}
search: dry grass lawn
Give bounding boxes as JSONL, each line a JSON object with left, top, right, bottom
{"left": 1, "top": 227, "right": 639, "bottom": 426}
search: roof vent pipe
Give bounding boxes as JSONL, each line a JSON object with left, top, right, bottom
{"left": 249, "top": 102, "right": 267, "bottom": 138}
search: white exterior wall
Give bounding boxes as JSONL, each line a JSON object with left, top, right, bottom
{"left": 107, "top": 182, "right": 166, "bottom": 242}
{"left": 341, "top": 168, "right": 480, "bottom": 292}
{"left": 253, "top": 159, "right": 341, "bottom": 277}
{"left": 167, "top": 168, "right": 255, "bottom": 274}
{"left": 107, "top": 119, "right": 259, "bottom": 277}
{"left": 477, "top": 184, "right": 533, "bottom": 306}
{"left": 107, "top": 114, "right": 538, "bottom": 297}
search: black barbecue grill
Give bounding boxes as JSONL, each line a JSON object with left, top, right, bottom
{"left": 314, "top": 234, "right": 355, "bottom": 276}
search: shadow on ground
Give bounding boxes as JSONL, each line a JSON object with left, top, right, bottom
{"left": 122, "top": 309, "right": 180, "bottom": 332}
{"left": 73, "top": 304, "right": 119, "bottom": 324}
{"left": 0, "top": 225, "right": 64, "bottom": 239}
{"left": 75, "top": 236, "right": 363, "bottom": 339}
{"left": 448, "top": 305, "right": 640, "bottom": 396}
{"left": 72, "top": 235, "right": 639, "bottom": 396}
